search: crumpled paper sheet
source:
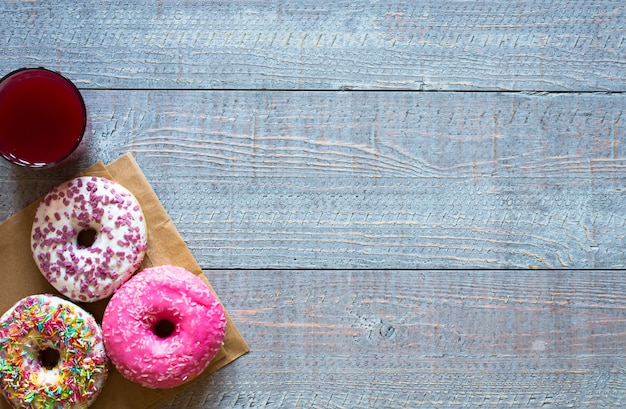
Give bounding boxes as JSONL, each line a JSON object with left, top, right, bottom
{"left": 0, "top": 153, "right": 249, "bottom": 409}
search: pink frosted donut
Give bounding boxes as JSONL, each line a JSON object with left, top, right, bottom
{"left": 102, "top": 265, "right": 226, "bottom": 389}
{"left": 31, "top": 176, "right": 148, "bottom": 302}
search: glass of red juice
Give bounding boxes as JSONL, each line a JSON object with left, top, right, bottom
{"left": 0, "top": 67, "right": 88, "bottom": 169}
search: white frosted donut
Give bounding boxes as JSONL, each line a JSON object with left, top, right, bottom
{"left": 0, "top": 294, "right": 108, "bottom": 409}
{"left": 31, "top": 176, "right": 148, "bottom": 302}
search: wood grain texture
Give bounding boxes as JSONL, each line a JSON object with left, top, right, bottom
{"left": 153, "top": 269, "right": 626, "bottom": 408}
{"left": 1, "top": 1, "right": 625, "bottom": 408}
{"left": 3, "top": 90, "right": 622, "bottom": 269}
{"left": 0, "top": 1, "right": 624, "bottom": 91}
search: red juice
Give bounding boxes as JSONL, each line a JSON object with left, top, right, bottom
{"left": 0, "top": 68, "right": 86, "bottom": 168}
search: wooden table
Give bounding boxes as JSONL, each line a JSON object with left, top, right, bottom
{"left": 1, "top": 1, "right": 625, "bottom": 408}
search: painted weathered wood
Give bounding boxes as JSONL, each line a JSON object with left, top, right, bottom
{"left": 0, "top": 1, "right": 624, "bottom": 91}
{"left": 152, "top": 269, "right": 626, "bottom": 408}
{"left": 1, "top": 1, "right": 625, "bottom": 408}
{"left": 3, "top": 90, "right": 623, "bottom": 269}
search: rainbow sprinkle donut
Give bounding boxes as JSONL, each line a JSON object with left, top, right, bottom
{"left": 0, "top": 294, "right": 108, "bottom": 408}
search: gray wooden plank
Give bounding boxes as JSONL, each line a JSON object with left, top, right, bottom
{"left": 0, "top": 90, "right": 624, "bottom": 269}
{"left": 0, "top": 1, "right": 624, "bottom": 91}
{"left": 155, "top": 269, "right": 626, "bottom": 408}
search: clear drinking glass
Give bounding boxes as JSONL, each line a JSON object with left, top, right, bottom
{"left": 0, "top": 67, "right": 88, "bottom": 169}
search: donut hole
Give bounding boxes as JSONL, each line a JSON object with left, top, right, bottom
{"left": 77, "top": 228, "right": 97, "bottom": 248}
{"left": 153, "top": 319, "right": 176, "bottom": 339}
{"left": 39, "top": 348, "right": 60, "bottom": 369}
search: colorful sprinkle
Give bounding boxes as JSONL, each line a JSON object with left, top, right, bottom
{"left": 0, "top": 295, "right": 108, "bottom": 408}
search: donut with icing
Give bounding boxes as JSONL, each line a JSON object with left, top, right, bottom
{"left": 31, "top": 176, "right": 148, "bottom": 302}
{"left": 102, "top": 265, "right": 227, "bottom": 389}
{"left": 0, "top": 294, "right": 108, "bottom": 408}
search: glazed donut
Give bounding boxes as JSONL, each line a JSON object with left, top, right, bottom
{"left": 0, "top": 294, "right": 108, "bottom": 409}
{"left": 102, "top": 265, "right": 226, "bottom": 389}
{"left": 31, "top": 176, "right": 148, "bottom": 302}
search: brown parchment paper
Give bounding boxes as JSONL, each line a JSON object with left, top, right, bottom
{"left": 0, "top": 153, "right": 249, "bottom": 409}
